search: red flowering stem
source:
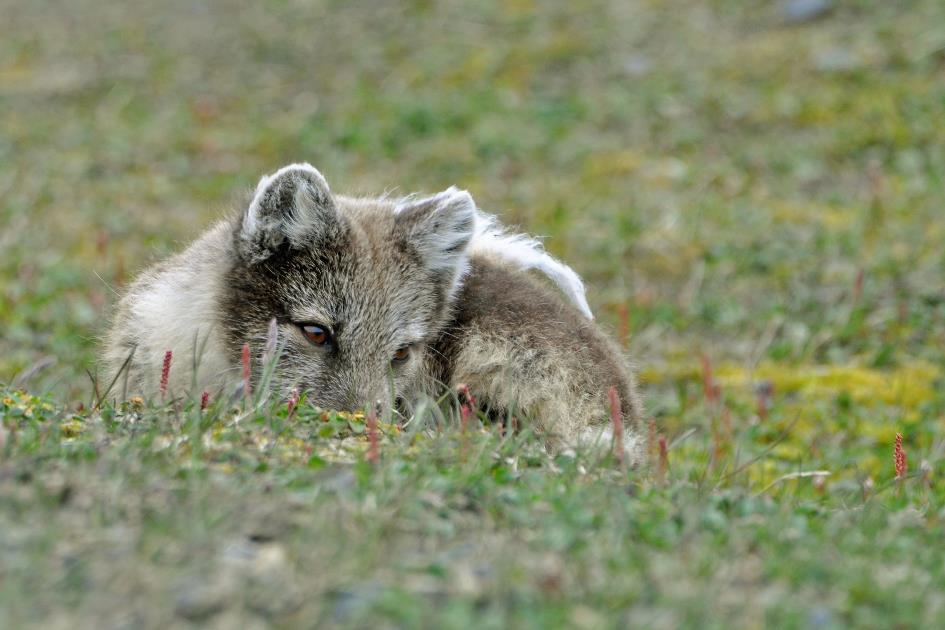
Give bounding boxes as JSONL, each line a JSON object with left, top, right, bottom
{"left": 700, "top": 354, "right": 720, "bottom": 405}
{"left": 608, "top": 386, "right": 624, "bottom": 467}
{"left": 456, "top": 383, "right": 479, "bottom": 447}
{"left": 160, "top": 350, "right": 172, "bottom": 399}
{"left": 894, "top": 432, "right": 907, "bottom": 480}
{"left": 617, "top": 303, "right": 630, "bottom": 347}
{"left": 458, "top": 403, "right": 471, "bottom": 459}
{"left": 241, "top": 343, "right": 252, "bottom": 400}
{"left": 456, "top": 384, "right": 477, "bottom": 432}
{"left": 286, "top": 389, "right": 300, "bottom": 421}
{"left": 366, "top": 407, "right": 380, "bottom": 464}
{"left": 756, "top": 382, "right": 773, "bottom": 421}
{"left": 200, "top": 391, "right": 210, "bottom": 411}
{"left": 853, "top": 268, "right": 864, "bottom": 305}
{"left": 711, "top": 406, "right": 732, "bottom": 464}
{"left": 657, "top": 434, "right": 669, "bottom": 482}
{"left": 457, "top": 384, "right": 477, "bottom": 409}
{"left": 460, "top": 403, "right": 471, "bottom": 434}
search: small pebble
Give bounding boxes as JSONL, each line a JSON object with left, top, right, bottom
{"left": 174, "top": 580, "right": 229, "bottom": 621}
{"left": 783, "top": 0, "right": 833, "bottom": 24}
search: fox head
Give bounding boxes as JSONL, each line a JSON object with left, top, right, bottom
{"left": 219, "top": 163, "right": 475, "bottom": 414}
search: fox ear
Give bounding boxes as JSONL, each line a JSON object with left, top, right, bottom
{"left": 238, "top": 163, "right": 341, "bottom": 262}
{"left": 395, "top": 187, "right": 476, "bottom": 297}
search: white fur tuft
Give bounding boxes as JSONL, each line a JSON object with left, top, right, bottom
{"left": 250, "top": 162, "right": 329, "bottom": 203}
{"left": 468, "top": 210, "right": 594, "bottom": 319}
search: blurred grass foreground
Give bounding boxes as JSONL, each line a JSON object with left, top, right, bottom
{"left": 3, "top": 1, "right": 945, "bottom": 627}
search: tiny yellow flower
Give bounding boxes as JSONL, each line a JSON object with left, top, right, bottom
{"left": 60, "top": 419, "right": 84, "bottom": 438}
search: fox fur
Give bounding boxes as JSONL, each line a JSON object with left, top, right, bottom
{"left": 103, "top": 164, "right": 643, "bottom": 460}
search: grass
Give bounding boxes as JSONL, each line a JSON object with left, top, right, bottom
{"left": 3, "top": 0, "right": 945, "bottom": 626}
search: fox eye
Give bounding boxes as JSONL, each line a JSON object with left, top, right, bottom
{"left": 300, "top": 324, "right": 331, "bottom": 346}
{"left": 392, "top": 345, "right": 411, "bottom": 364}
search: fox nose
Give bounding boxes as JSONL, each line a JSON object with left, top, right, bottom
{"left": 342, "top": 371, "right": 392, "bottom": 415}
{"left": 351, "top": 393, "right": 393, "bottom": 420}
{"left": 344, "top": 387, "right": 386, "bottom": 415}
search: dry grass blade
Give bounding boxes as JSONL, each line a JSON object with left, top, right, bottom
{"left": 94, "top": 346, "right": 136, "bottom": 410}
{"left": 715, "top": 414, "right": 802, "bottom": 489}
{"left": 754, "top": 470, "right": 831, "bottom": 496}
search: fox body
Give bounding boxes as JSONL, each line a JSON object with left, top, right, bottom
{"left": 104, "top": 164, "right": 643, "bottom": 458}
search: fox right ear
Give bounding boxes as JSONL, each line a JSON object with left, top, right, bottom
{"left": 394, "top": 187, "right": 477, "bottom": 301}
{"left": 238, "top": 163, "right": 341, "bottom": 262}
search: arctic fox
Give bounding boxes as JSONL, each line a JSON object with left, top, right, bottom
{"left": 103, "top": 164, "right": 643, "bottom": 458}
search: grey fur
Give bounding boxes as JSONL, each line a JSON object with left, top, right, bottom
{"left": 103, "top": 164, "right": 644, "bottom": 460}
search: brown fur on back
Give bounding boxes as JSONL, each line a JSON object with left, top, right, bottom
{"left": 432, "top": 256, "right": 642, "bottom": 449}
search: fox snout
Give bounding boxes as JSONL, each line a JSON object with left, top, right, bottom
{"left": 306, "top": 374, "right": 394, "bottom": 419}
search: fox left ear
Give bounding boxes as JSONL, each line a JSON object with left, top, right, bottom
{"left": 395, "top": 187, "right": 477, "bottom": 298}
{"left": 238, "top": 163, "right": 342, "bottom": 263}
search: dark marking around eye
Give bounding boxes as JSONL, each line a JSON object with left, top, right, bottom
{"left": 299, "top": 323, "right": 331, "bottom": 346}
{"left": 392, "top": 345, "right": 411, "bottom": 364}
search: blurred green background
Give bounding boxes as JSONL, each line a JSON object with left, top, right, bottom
{"left": 4, "top": 0, "right": 943, "bottom": 398}
{"left": 3, "top": 1, "right": 945, "bottom": 626}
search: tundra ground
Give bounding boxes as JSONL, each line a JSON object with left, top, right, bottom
{"left": 2, "top": 1, "right": 945, "bottom": 627}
